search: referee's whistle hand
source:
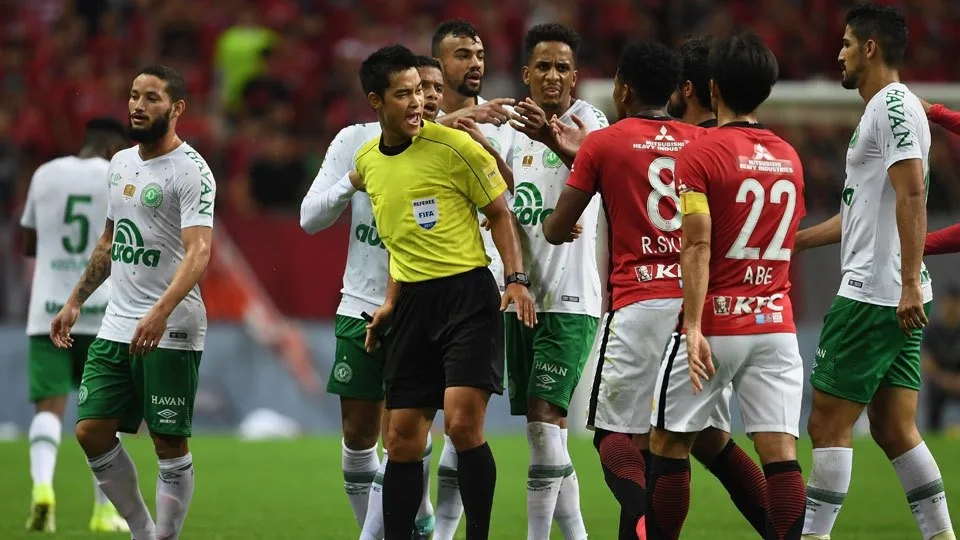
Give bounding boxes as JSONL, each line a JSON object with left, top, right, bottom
{"left": 501, "top": 284, "right": 537, "bottom": 328}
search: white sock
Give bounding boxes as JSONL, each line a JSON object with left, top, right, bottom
{"left": 433, "top": 434, "right": 463, "bottom": 540}
{"left": 29, "top": 412, "right": 61, "bottom": 487}
{"left": 803, "top": 447, "right": 853, "bottom": 536}
{"left": 88, "top": 442, "right": 155, "bottom": 539}
{"left": 342, "top": 439, "right": 380, "bottom": 528}
{"left": 156, "top": 453, "right": 194, "bottom": 540}
{"left": 892, "top": 442, "right": 954, "bottom": 539}
{"left": 417, "top": 432, "right": 435, "bottom": 521}
{"left": 527, "top": 421, "right": 564, "bottom": 540}
{"left": 359, "top": 449, "right": 387, "bottom": 540}
{"left": 93, "top": 432, "right": 124, "bottom": 507}
{"left": 554, "top": 428, "right": 587, "bottom": 540}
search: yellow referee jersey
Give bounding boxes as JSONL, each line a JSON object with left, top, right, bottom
{"left": 355, "top": 121, "right": 507, "bottom": 283}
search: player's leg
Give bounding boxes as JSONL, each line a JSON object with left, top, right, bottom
{"left": 869, "top": 309, "right": 954, "bottom": 540}
{"left": 329, "top": 315, "right": 388, "bottom": 528}
{"left": 433, "top": 431, "right": 464, "bottom": 540}
{"left": 76, "top": 338, "right": 156, "bottom": 539}
{"left": 381, "top": 283, "right": 442, "bottom": 539}
{"left": 590, "top": 302, "right": 680, "bottom": 538}
{"left": 25, "top": 335, "right": 73, "bottom": 532}
{"left": 732, "top": 333, "right": 806, "bottom": 540}
{"left": 360, "top": 409, "right": 389, "bottom": 540}
{"left": 804, "top": 297, "right": 901, "bottom": 539}
{"left": 522, "top": 313, "right": 596, "bottom": 540}
{"left": 691, "top": 388, "right": 768, "bottom": 537}
{"left": 647, "top": 330, "right": 739, "bottom": 540}
{"left": 139, "top": 347, "right": 202, "bottom": 539}
{"left": 441, "top": 268, "right": 504, "bottom": 540}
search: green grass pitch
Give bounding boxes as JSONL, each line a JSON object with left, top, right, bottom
{"left": 2, "top": 434, "right": 958, "bottom": 538}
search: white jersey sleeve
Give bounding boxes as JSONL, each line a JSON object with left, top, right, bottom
{"left": 176, "top": 153, "right": 216, "bottom": 229}
{"left": 20, "top": 173, "right": 37, "bottom": 229}
{"left": 300, "top": 124, "right": 368, "bottom": 234}
{"left": 876, "top": 89, "right": 925, "bottom": 170}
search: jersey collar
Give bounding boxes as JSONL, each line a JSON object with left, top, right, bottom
{"left": 720, "top": 121, "right": 765, "bottom": 130}
{"left": 697, "top": 118, "right": 718, "bottom": 128}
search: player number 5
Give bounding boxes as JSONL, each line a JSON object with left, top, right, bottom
{"left": 726, "top": 178, "right": 797, "bottom": 261}
{"left": 647, "top": 156, "right": 681, "bottom": 232}
{"left": 62, "top": 194, "right": 92, "bottom": 254}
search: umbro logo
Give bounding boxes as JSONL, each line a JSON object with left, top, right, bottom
{"left": 536, "top": 374, "right": 556, "bottom": 385}
{"left": 157, "top": 409, "right": 177, "bottom": 419}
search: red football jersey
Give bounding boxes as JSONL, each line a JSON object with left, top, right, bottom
{"left": 567, "top": 116, "right": 707, "bottom": 310}
{"left": 675, "top": 123, "right": 806, "bottom": 335}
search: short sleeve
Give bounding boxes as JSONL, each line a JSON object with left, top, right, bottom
{"left": 19, "top": 170, "right": 39, "bottom": 228}
{"left": 566, "top": 132, "right": 602, "bottom": 194}
{"left": 105, "top": 160, "right": 116, "bottom": 220}
{"left": 177, "top": 153, "right": 216, "bottom": 229}
{"left": 876, "top": 91, "right": 924, "bottom": 170}
{"left": 454, "top": 137, "right": 507, "bottom": 208}
{"left": 580, "top": 103, "right": 609, "bottom": 131}
{"left": 675, "top": 143, "right": 712, "bottom": 215}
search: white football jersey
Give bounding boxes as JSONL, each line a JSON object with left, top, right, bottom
{"left": 98, "top": 143, "right": 215, "bottom": 350}
{"left": 839, "top": 82, "right": 933, "bottom": 306}
{"left": 301, "top": 121, "right": 387, "bottom": 318}
{"left": 20, "top": 156, "right": 113, "bottom": 336}
{"left": 508, "top": 99, "right": 608, "bottom": 315}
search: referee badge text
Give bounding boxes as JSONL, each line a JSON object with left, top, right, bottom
{"left": 412, "top": 196, "right": 439, "bottom": 230}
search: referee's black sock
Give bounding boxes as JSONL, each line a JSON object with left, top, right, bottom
{"left": 382, "top": 459, "right": 424, "bottom": 540}
{"left": 456, "top": 442, "right": 496, "bottom": 540}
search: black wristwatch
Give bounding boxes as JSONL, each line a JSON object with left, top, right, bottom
{"left": 505, "top": 272, "right": 531, "bottom": 287}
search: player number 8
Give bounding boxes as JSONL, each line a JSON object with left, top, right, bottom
{"left": 726, "top": 178, "right": 797, "bottom": 261}
{"left": 647, "top": 156, "right": 681, "bottom": 232}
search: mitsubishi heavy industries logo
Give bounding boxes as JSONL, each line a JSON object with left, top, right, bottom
{"left": 739, "top": 144, "right": 795, "bottom": 174}
{"left": 112, "top": 218, "right": 160, "bottom": 267}
{"left": 633, "top": 125, "right": 687, "bottom": 152}
{"left": 513, "top": 182, "right": 554, "bottom": 226}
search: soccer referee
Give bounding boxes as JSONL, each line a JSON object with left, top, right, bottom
{"left": 352, "top": 45, "right": 536, "bottom": 540}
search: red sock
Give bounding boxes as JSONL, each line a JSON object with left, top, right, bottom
{"left": 596, "top": 432, "right": 646, "bottom": 539}
{"left": 645, "top": 455, "right": 690, "bottom": 540}
{"left": 707, "top": 440, "right": 768, "bottom": 535}
{"left": 763, "top": 461, "right": 806, "bottom": 540}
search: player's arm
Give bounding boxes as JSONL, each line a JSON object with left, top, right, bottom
{"left": 919, "top": 98, "right": 960, "bottom": 136}
{"left": 925, "top": 222, "right": 960, "bottom": 255}
{"left": 890, "top": 158, "right": 927, "bottom": 284}
{"left": 453, "top": 117, "right": 515, "bottom": 193}
{"left": 795, "top": 213, "right": 841, "bottom": 252}
{"left": 67, "top": 219, "right": 115, "bottom": 307}
{"left": 300, "top": 127, "right": 363, "bottom": 233}
{"left": 678, "top": 198, "right": 711, "bottom": 333}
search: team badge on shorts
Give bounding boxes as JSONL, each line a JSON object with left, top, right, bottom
{"left": 141, "top": 182, "right": 164, "bottom": 208}
{"left": 713, "top": 296, "right": 732, "bottom": 315}
{"left": 412, "top": 197, "right": 439, "bottom": 230}
{"left": 635, "top": 265, "right": 653, "bottom": 282}
{"left": 77, "top": 384, "right": 88, "bottom": 405}
{"left": 333, "top": 362, "right": 353, "bottom": 384}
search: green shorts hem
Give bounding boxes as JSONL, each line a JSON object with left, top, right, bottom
{"left": 28, "top": 334, "right": 96, "bottom": 402}
{"left": 327, "top": 315, "right": 386, "bottom": 401}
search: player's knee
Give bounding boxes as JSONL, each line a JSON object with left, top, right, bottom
{"left": 526, "top": 397, "right": 564, "bottom": 424}
{"left": 445, "top": 415, "right": 484, "bottom": 452}
{"left": 34, "top": 396, "right": 67, "bottom": 416}
{"left": 868, "top": 420, "right": 920, "bottom": 459}
{"left": 649, "top": 427, "right": 693, "bottom": 458}
{"left": 151, "top": 433, "right": 188, "bottom": 459}
{"left": 75, "top": 420, "right": 118, "bottom": 458}
{"left": 691, "top": 427, "right": 731, "bottom": 467}
{"left": 806, "top": 406, "right": 852, "bottom": 447}
{"left": 341, "top": 408, "right": 381, "bottom": 450}
{"left": 752, "top": 432, "right": 796, "bottom": 465}
{"left": 385, "top": 422, "right": 425, "bottom": 461}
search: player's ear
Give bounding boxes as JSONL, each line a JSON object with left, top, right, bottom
{"left": 171, "top": 99, "right": 186, "bottom": 120}
{"left": 863, "top": 39, "right": 878, "bottom": 62}
{"left": 682, "top": 80, "right": 694, "bottom": 100}
{"left": 620, "top": 84, "right": 632, "bottom": 107}
{"left": 367, "top": 92, "right": 382, "bottom": 111}
{"left": 570, "top": 67, "right": 578, "bottom": 89}
{"left": 521, "top": 65, "right": 530, "bottom": 86}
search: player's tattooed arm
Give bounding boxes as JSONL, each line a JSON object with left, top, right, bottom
{"left": 70, "top": 218, "right": 114, "bottom": 306}
{"left": 795, "top": 213, "right": 841, "bottom": 252}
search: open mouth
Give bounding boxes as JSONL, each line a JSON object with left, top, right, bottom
{"left": 130, "top": 114, "right": 148, "bottom": 125}
{"left": 404, "top": 111, "right": 421, "bottom": 127}
{"left": 423, "top": 103, "right": 437, "bottom": 115}
{"left": 465, "top": 72, "right": 482, "bottom": 85}
{"left": 544, "top": 87, "right": 561, "bottom": 99}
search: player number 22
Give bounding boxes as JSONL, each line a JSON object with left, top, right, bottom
{"left": 647, "top": 156, "right": 681, "bottom": 232}
{"left": 726, "top": 178, "right": 797, "bottom": 261}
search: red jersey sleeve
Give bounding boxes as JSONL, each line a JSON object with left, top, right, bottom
{"left": 926, "top": 222, "right": 960, "bottom": 255}
{"left": 675, "top": 142, "right": 712, "bottom": 197}
{"left": 566, "top": 132, "right": 602, "bottom": 193}
{"left": 929, "top": 104, "right": 960, "bottom": 137}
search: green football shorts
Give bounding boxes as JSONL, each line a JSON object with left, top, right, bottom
{"left": 327, "top": 315, "right": 386, "bottom": 401}
{"left": 77, "top": 338, "right": 202, "bottom": 437}
{"left": 811, "top": 296, "right": 930, "bottom": 404}
{"left": 28, "top": 334, "right": 96, "bottom": 402}
{"left": 505, "top": 312, "right": 598, "bottom": 416}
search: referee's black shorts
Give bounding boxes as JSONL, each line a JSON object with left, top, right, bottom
{"left": 384, "top": 267, "right": 504, "bottom": 410}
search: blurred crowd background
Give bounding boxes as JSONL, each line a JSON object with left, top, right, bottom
{"left": 2, "top": 0, "right": 960, "bottom": 320}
